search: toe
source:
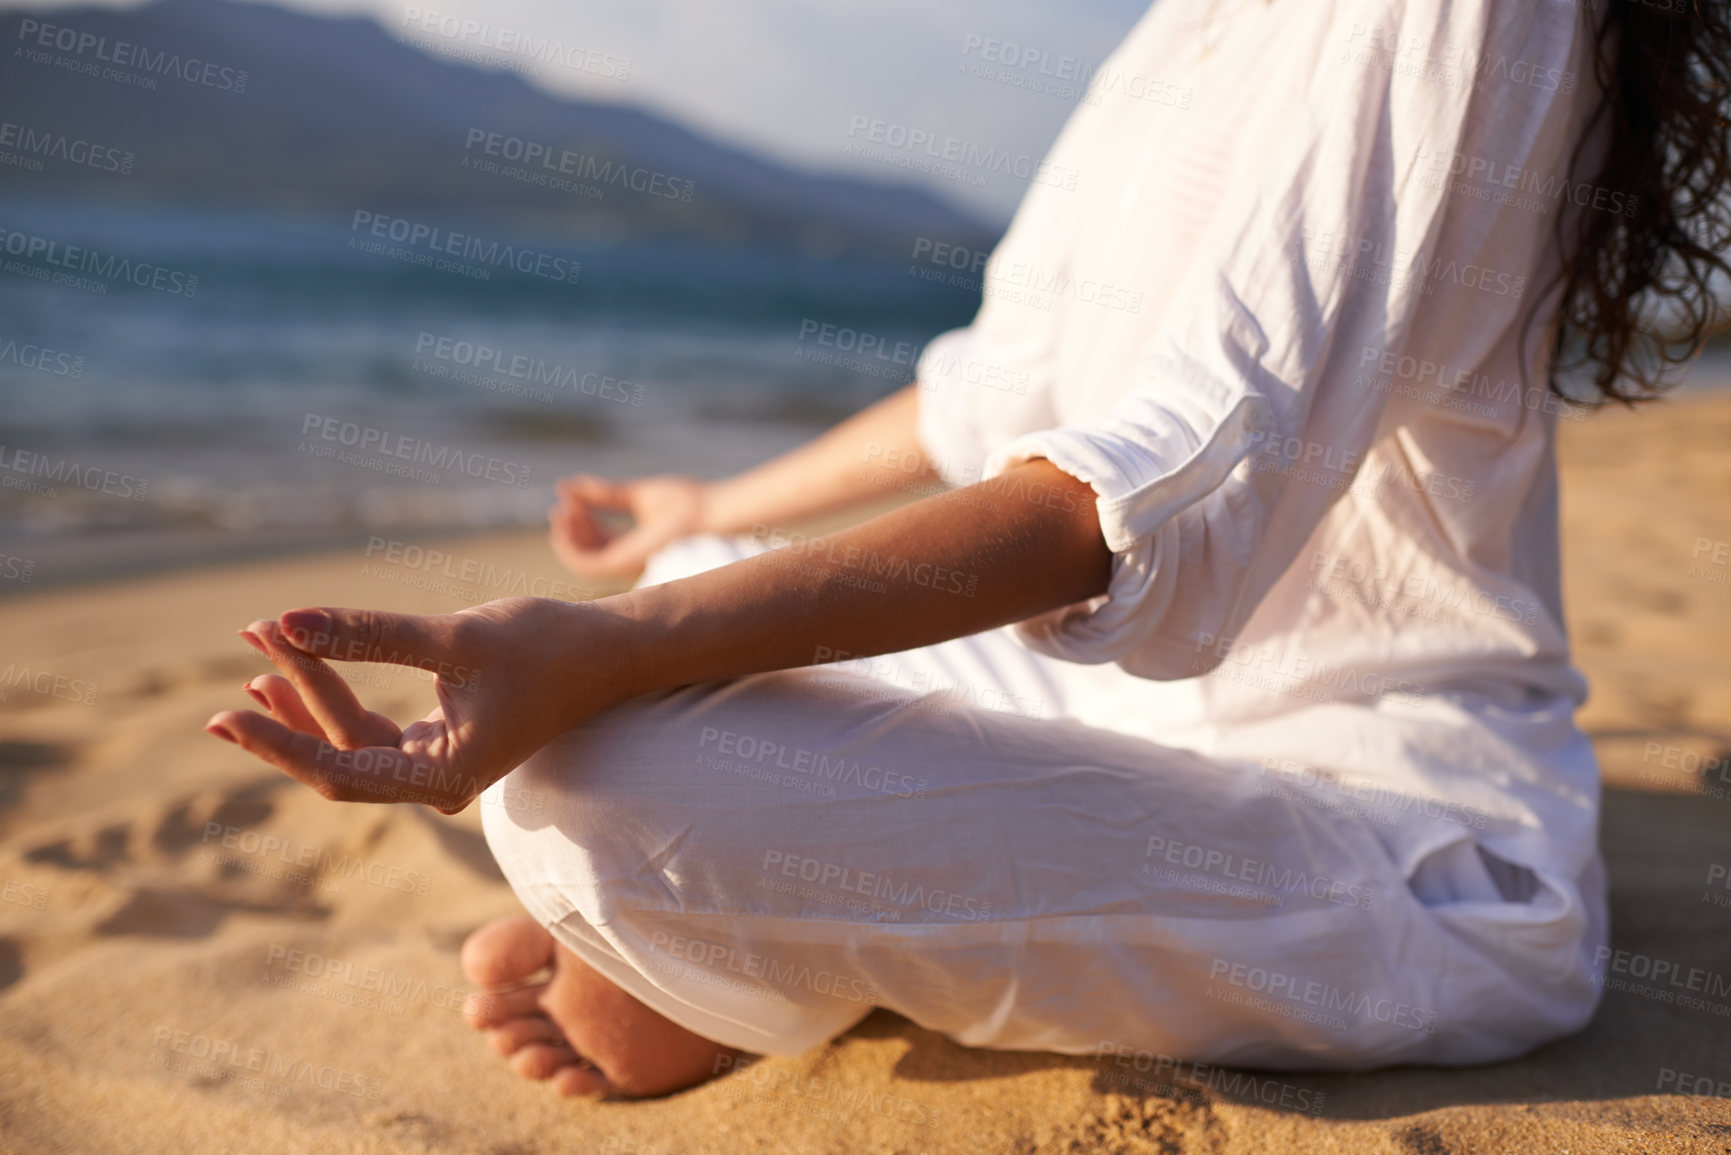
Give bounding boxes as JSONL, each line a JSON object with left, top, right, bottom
{"left": 511, "top": 1043, "right": 583, "bottom": 1081}
{"left": 550, "top": 1064, "right": 610, "bottom": 1098}
{"left": 464, "top": 983, "right": 549, "bottom": 1030}
{"left": 488, "top": 1015, "right": 566, "bottom": 1057}
{"left": 461, "top": 915, "right": 555, "bottom": 987}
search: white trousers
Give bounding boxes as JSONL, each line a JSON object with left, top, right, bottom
{"left": 482, "top": 537, "right": 1605, "bottom": 1070}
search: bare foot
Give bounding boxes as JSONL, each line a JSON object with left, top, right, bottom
{"left": 461, "top": 914, "right": 742, "bottom": 1098}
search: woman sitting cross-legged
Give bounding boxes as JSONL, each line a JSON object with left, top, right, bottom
{"left": 207, "top": 0, "right": 1731, "bottom": 1099}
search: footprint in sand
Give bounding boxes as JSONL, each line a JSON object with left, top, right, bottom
{"left": 17, "top": 775, "right": 332, "bottom": 940}
{"left": 0, "top": 739, "right": 73, "bottom": 821}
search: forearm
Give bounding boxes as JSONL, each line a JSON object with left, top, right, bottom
{"left": 609, "top": 458, "right": 1110, "bottom": 694}
{"left": 698, "top": 385, "right": 936, "bottom": 534}
{"left": 214, "top": 458, "right": 1105, "bottom": 813}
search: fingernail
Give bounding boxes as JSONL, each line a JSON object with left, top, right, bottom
{"left": 243, "top": 682, "right": 269, "bottom": 708}
{"left": 281, "top": 609, "right": 332, "bottom": 637}
{"left": 237, "top": 629, "right": 267, "bottom": 655}
{"left": 205, "top": 722, "right": 238, "bottom": 745}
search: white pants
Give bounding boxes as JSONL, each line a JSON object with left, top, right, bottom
{"left": 482, "top": 537, "right": 1605, "bottom": 1070}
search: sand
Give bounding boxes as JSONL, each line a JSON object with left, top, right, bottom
{"left": 1, "top": 394, "right": 1729, "bottom": 1154}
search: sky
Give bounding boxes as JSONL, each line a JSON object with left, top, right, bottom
{"left": 1, "top": 0, "right": 1155, "bottom": 222}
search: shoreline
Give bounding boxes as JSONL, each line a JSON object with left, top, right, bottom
{"left": 4, "top": 383, "right": 1730, "bottom": 603}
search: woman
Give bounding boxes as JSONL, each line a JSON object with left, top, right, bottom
{"left": 209, "top": 0, "right": 1730, "bottom": 1098}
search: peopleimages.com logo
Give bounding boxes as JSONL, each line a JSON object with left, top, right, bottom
{"left": 14, "top": 18, "right": 249, "bottom": 93}
{"left": 348, "top": 211, "right": 581, "bottom": 285}
{"left": 0, "top": 225, "right": 197, "bottom": 297}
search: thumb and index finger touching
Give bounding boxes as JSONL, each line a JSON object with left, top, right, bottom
{"left": 209, "top": 604, "right": 461, "bottom": 747}
{"left": 205, "top": 605, "right": 471, "bottom": 806}
{"left": 551, "top": 475, "right": 662, "bottom": 577}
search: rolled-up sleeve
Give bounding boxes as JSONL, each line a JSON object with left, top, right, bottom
{"left": 980, "top": 0, "right": 1588, "bottom": 679}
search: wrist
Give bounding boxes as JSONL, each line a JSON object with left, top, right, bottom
{"left": 568, "top": 587, "right": 671, "bottom": 706}
{"left": 691, "top": 476, "right": 735, "bottom": 535}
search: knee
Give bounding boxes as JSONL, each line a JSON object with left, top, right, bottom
{"left": 481, "top": 714, "right": 719, "bottom": 915}
{"left": 487, "top": 699, "right": 692, "bottom": 832}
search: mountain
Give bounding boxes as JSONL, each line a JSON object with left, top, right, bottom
{"left": 0, "top": 0, "right": 1000, "bottom": 259}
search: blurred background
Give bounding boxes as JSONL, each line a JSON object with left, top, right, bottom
{"left": 0, "top": 0, "right": 1160, "bottom": 587}
{"left": 3, "top": 5, "right": 1731, "bottom": 1152}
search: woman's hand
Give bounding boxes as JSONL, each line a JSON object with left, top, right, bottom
{"left": 545, "top": 388, "right": 934, "bottom": 582}
{"left": 548, "top": 474, "right": 709, "bottom": 580}
{"left": 205, "top": 597, "right": 637, "bottom": 814}
{"left": 204, "top": 458, "right": 1107, "bottom": 815}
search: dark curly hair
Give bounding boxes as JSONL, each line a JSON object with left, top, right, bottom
{"left": 1533, "top": 0, "right": 1731, "bottom": 405}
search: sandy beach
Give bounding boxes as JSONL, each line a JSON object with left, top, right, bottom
{"left": 1, "top": 392, "right": 1729, "bottom": 1154}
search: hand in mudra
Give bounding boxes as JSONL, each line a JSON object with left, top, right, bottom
{"left": 548, "top": 474, "right": 708, "bottom": 580}
{"left": 205, "top": 598, "right": 627, "bottom": 813}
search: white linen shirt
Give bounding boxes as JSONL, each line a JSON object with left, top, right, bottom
{"left": 916, "top": 0, "right": 1606, "bottom": 887}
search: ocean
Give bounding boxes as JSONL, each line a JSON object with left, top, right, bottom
{"left": 0, "top": 198, "right": 980, "bottom": 589}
